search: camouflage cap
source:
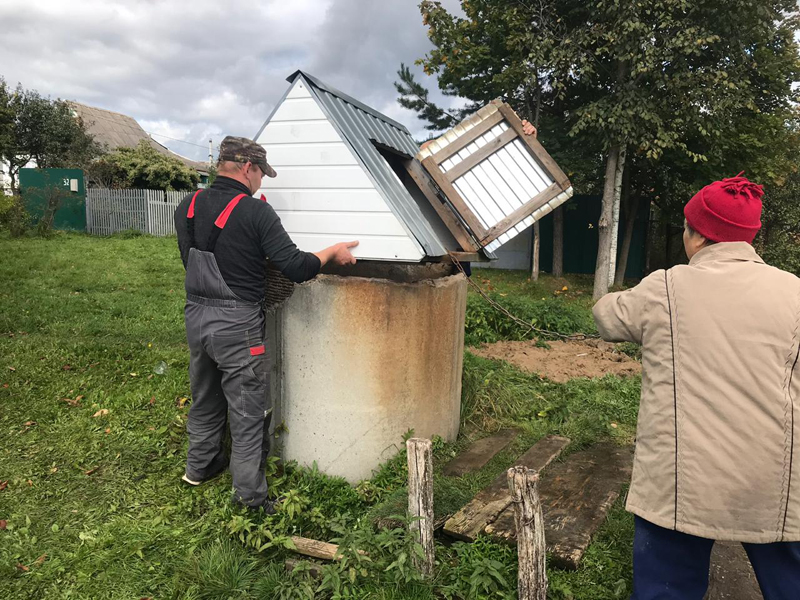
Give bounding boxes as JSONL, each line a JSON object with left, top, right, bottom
{"left": 218, "top": 136, "right": 277, "bottom": 178}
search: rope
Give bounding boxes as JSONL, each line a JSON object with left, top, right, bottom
{"left": 449, "top": 254, "right": 599, "bottom": 342}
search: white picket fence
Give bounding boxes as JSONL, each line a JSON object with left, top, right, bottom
{"left": 86, "top": 188, "right": 188, "bottom": 236}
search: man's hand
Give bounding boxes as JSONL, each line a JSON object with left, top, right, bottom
{"left": 315, "top": 241, "right": 359, "bottom": 266}
{"left": 521, "top": 119, "right": 537, "bottom": 138}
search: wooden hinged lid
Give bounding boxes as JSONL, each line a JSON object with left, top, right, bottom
{"left": 414, "top": 100, "right": 573, "bottom": 253}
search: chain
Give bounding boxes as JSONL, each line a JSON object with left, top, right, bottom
{"left": 449, "top": 254, "right": 599, "bottom": 342}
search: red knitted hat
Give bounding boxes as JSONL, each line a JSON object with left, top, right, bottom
{"left": 684, "top": 172, "right": 763, "bottom": 243}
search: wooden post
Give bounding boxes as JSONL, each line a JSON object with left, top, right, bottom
{"left": 507, "top": 466, "right": 547, "bottom": 600}
{"left": 407, "top": 438, "right": 435, "bottom": 577}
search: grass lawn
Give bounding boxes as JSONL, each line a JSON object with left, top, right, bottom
{"left": 0, "top": 232, "right": 640, "bottom": 599}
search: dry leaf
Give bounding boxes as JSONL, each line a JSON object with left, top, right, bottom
{"left": 34, "top": 554, "right": 46, "bottom": 566}
{"left": 50, "top": 466, "right": 58, "bottom": 474}
{"left": 610, "top": 422, "right": 618, "bottom": 429}
{"left": 8, "top": 366, "right": 16, "bottom": 372}
{"left": 93, "top": 409, "right": 109, "bottom": 418}
{"left": 26, "top": 480, "right": 33, "bottom": 487}
{"left": 0, "top": 519, "right": 7, "bottom": 530}
{"left": 0, "top": 481, "right": 7, "bottom": 491}
{"left": 24, "top": 421, "right": 37, "bottom": 427}
{"left": 149, "top": 397, "right": 156, "bottom": 406}
{"left": 129, "top": 372, "right": 138, "bottom": 377}
{"left": 62, "top": 398, "right": 79, "bottom": 407}
{"left": 62, "top": 364, "right": 71, "bottom": 371}
{"left": 178, "top": 397, "right": 188, "bottom": 408}
{"left": 84, "top": 467, "right": 99, "bottom": 476}
{"left": 75, "top": 395, "right": 84, "bottom": 402}
{"left": 15, "top": 563, "right": 29, "bottom": 572}
{"left": 105, "top": 428, "right": 111, "bottom": 434}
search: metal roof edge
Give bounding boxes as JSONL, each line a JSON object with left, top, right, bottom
{"left": 287, "top": 70, "right": 411, "bottom": 134}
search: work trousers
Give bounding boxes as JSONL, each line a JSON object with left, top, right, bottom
{"left": 184, "top": 299, "right": 272, "bottom": 507}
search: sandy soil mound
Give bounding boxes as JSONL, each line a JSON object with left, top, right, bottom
{"left": 469, "top": 338, "right": 641, "bottom": 382}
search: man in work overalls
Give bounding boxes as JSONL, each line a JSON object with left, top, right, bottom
{"left": 174, "top": 136, "right": 357, "bottom": 512}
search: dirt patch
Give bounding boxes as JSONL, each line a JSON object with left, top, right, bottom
{"left": 469, "top": 339, "right": 641, "bottom": 382}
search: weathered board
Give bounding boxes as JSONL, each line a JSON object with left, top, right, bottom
{"left": 485, "top": 443, "right": 633, "bottom": 570}
{"left": 443, "top": 429, "right": 521, "bottom": 477}
{"left": 443, "top": 435, "right": 570, "bottom": 541}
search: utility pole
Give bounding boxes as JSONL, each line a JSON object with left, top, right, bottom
{"left": 208, "top": 139, "right": 213, "bottom": 165}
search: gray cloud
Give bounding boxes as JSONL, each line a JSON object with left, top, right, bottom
{"left": 0, "top": 0, "right": 465, "bottom": 161}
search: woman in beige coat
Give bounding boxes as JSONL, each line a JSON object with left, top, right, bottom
{"left": 593, "top": 175, "right": 800, "bottom": 600}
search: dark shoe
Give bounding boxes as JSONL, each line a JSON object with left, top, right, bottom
{"left": 245, "top": 498, "right": 280, "bottom": 515}
{"left": 181, "top": 458, "right": 227, "bottom": 486}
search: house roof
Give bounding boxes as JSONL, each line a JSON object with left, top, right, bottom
{"left": 69, "top": 102, "right": 209, "bottom": 175}
{"left": 275, "top": 70, "right": 459, "bottom": 258}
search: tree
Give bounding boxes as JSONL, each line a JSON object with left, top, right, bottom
{"left": 397, "top": 0, "right": 603, "bottom": 273}
{"left": 404, "top": 0, "right": 799, "bottom": 297}
{"left": 91, "top": 140, "right": 199, "bottom": 191}
{"left": 0, "top": 79, "right": 101, "bottom": 192}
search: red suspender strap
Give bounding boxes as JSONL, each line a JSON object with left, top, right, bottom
{"left": 214, "top": 193, "right": 247, "bottom": 229}
{"left": 187, "top": 190, "right": 201, "bottom": 218}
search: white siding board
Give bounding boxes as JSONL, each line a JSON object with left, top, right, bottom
{"left": 277, "top": 212, "right": 409, "bottom": 237}
{"left": 263, "top": 190, "right": 392, "bottom": 213}
{"left": 286, "top": 80, "right": 313, "bottom": 100}
{"left": 258, "top": 121, "right": 342, "bottom": 145}
{"left": 289, "top": 233, "right": 424, "bottom": 261}
{"left": 265, "top": 143, "right": 357, "bottom": 167}
{"left": 269, "top": 97, "right": 327, "bottom": 122}
{"left": 264, "top": 165, "right": 373, "bottom": 189}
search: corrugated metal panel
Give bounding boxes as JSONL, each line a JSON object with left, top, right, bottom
{"left": 296, "top": 73, "right": 451, "bottom": 257}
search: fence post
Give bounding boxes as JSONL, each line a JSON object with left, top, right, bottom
{"left": 407, "top": 437, "right": 435, "bottom": 577}
{"left": 507, "top": 466, "right": 547, "bottom": 600}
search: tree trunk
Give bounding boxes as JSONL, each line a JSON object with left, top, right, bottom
{"left": 593, "top": 145, "right": 621, "bottom": 300}
{"left": 552, "top": 206, "right": 564, "bottom": 277}
{"left": 614, "top": 196, "right": 639, "bottom": 287}
{"left": 607, "top": 147, "right": 626, "bottom": 287}
{"left": 531, "top": 221, "right": 541, "bottom": 281}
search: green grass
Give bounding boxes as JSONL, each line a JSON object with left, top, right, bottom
{"left": 0, "top": 232, "right": 639, "bottom": 599}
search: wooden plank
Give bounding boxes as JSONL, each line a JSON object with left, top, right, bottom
{"left": 443, "top": 435, "right": 570, "bottom": 542}
{"left": 289, "top": 536, "right": 367, "bottom": 561}
{"left": 445, "top": 127, "right": 519, "bottom": 183}
{"left": 443, "top": 429, "right": 520, "bottom": 477}
{"left": 497, "top": 103, "right": 570, "bottom": 190}
{"left": 429, "top": 110, "right": 505, "bottom": 164}
{"left": 422, "top": 156, "right": 488, "bottom": 239}
{"left": 485, "top": 443, "right": 634, "bottom": 570}
{"left": 403, "top": 159, "right": 478, "bottom": 252}
{"left": 508, "top": 467, "right": 547, "bottom": 600}
{"left": 290, "top": 536, "right": 341, "bottom": 561}
{"left": 479, "top": 182, "right": 562, "bottom": 247}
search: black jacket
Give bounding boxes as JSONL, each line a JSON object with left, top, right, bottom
{"left": 174, "top": 177, "right": 321, "bottom": 302}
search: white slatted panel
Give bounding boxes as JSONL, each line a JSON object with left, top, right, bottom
{"left": 433, "top": 119, "right": 573, "bottom": 253}
{"left": 257, "top": 79, "right": 424, "bottom": 261}
{"left": 439, "top": 122, "right": 554, "bottom": 249}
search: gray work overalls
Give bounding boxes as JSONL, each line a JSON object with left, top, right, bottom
{"left": 182, "top": 190, "right": 271, "bottom": 507}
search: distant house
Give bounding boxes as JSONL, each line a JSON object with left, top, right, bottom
{"left": 69, "top": 102, "right": 210, "bottom": 184}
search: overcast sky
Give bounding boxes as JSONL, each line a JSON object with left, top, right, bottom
{"left": 0, "top": 0, "right": 465, "bottom": 162}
